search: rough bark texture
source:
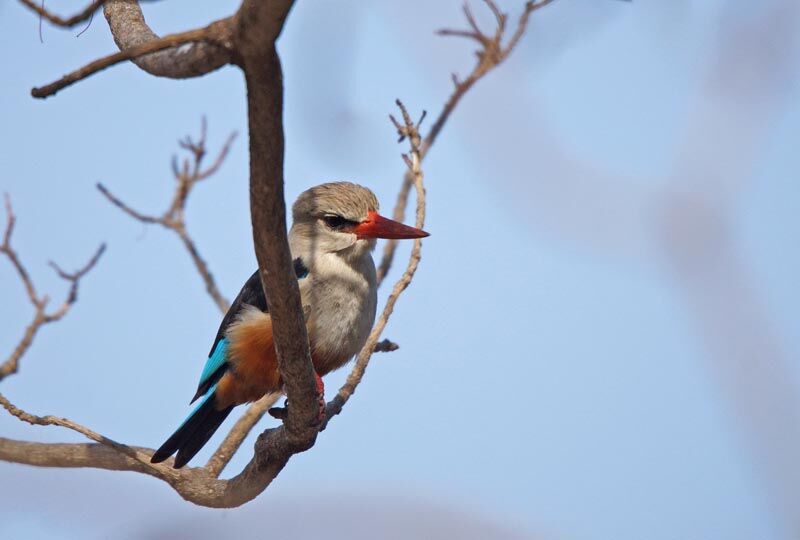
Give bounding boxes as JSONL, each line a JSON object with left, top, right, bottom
{"left": 103, "top": 0, "right": 234, "bottom": 78}
{"left": 235, "top": 0, "right": 320, "bottom": 454}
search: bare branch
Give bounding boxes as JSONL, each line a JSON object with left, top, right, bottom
{"left": 326, "top": 100, "right": 427, "bottom": 425}
{"left": 0, "top": 196, "right": 104, "bottom": 381}
{"left": 0, "top": 394, "right": 159, "bottom": 470}
{"left": 377, "top": 0, "right": 557, "bottom": 284}
{"left": 235, "top": 0, "right": 323, "bottom": 461}
{"left": 43, "top": 243, "right": 106, "bottom": 322}
{"left": 98, "top": 120, "right": 255, "bottom": 459}
{"left": 5, "top": 3, "right": 311, "bottom": 505}
{"left": 96, "top": 184, "right": 161, "bottom": 224}
{"left": 1, "top": 194, "right": 39, "bottom": 306}
{"left": 32, "top": 19, "right": 235, "bottom": 99}
{"left": 18, "top": 0, "right": 103, "bottom": 28}
{"left": 0, "top": 395, "right": 284, "bottom": 506}
{"left": 102, "top": 0, "right": 234, "bottom": 79}
{"left": 0, "top": 438, "right": 164, "bottom": 478}
{"left": 505, "top": 0, "right": 557, "bottom": 55}
{"left": 205, "top": 394, "right": 280, "bottom": 477}
{"left": 97, "top": 121, "right": 236, "bottom": 313}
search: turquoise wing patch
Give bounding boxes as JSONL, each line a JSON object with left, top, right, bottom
{"left": 190, "top": 338, "right": 228, "bottom": 403}
{"left": 199, "top": 338, "right": 228, "bottom": 387}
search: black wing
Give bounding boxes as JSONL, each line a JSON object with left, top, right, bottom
{"left": 208, "top": 270, "right": 268, "bottom": 357}
{"left": 191, "top": 259, "right": 309, "bottom": 402}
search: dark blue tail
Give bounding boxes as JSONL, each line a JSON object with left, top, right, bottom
{"left": 150, "top": 388, "right": 233, "bottom": 468}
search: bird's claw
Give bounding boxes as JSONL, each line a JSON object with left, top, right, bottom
{"left": 267, "top": 390, "right": 326, "bottom": 427}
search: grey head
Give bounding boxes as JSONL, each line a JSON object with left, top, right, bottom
{"left": 289, "top": 181, "right": 428, "bottom": 265}
{"left": 290, "top": 182, "right": 380, "bottom": 261}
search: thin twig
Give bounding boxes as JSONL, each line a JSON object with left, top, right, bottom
{"left": 98, "top": 120, "right": 268, "bottom": 473}
{"left": 0, "top": 195, "right": 105, "bottom": 381}
{"left": 19, "top": 0, "right": 103, "bottom": 28}
{"left": 76, "top": 10, "right": 95, "bottom": 38}
{"left": 47, "top": 244, "right": 107, "bottom": 320}
{"left": 1, "top": 194, "right": 40, "bottom": 307}
{"left": 98, "top": 121, "right": 236, "bottom": 314}
{"left": 325, "top": 99, "right": 427, "bottom": 425}
{"left": 377, "top": 0, "right": 556, "bottom": 284}
{"left": 96, "top": 184, "right": 160, "bottom": 224}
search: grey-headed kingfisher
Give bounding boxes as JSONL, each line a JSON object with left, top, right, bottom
{"left": 150, "top": 182, "right": 429, "bottom": 468}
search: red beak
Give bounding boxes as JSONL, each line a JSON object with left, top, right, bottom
{"left": 353, "top": 211, "right": 429, "bottom": 240}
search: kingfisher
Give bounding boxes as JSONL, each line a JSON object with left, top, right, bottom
{"left": 150, "top": 182, "right": 429, "bottom": 468}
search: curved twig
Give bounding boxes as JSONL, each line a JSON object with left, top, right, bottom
{"left": 326, "top": 100, "right": 427, "bottom": 424}
{"left": 376, "top": 0, "right": 556, "bottom": 284}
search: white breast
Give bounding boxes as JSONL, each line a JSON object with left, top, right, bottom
{"left": 299, "top": 251, "right": 377, "bottom": 367}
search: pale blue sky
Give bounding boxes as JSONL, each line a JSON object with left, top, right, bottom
{"left": 1, "top": 1, "right": 799, "bottom": 539}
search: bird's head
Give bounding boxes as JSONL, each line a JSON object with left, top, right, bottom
{"left": 290, "top": 181, "right": 428, "bottom": 260}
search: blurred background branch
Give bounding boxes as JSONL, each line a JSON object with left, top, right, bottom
{"left": 0, "top": 195, "right": 104, "bottom": 382}
{"left": 97, "top": 119, "right": 236, "bottom": 314}
{"left": 378, "top": 0, "right": 552, "bottom": 284}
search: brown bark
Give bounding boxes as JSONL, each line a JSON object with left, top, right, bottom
{"left": 103, "top": 0, "right": 234, "bottom": 78}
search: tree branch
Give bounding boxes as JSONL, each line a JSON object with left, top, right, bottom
{"left": 0, "top": 394, "right": 158, "bottom": 470}
{"left": 325, "top": 100, "right": 427, "bottom": 425}
{"left": 18, "top": 0, "right": 103, "bottom": 28}
{"left": 376, "top": 0, "right": 556, "bottom": 284}
{"left": 97, "top": 119, "right": 236, "bottom": 313}
{"left": 103, "top": 0, "right": 234, "bottom": 78}
{"left": 31, "top": 19, "right": 235, "bottom": 99}
{"left": 235, "top": 0, "right": 323, "bottom": 464}
{"left": 205, "top": 393, "right": 279, "bottom": 477}
{"left": 0, "top": 195, "right": 105, "bottom": 382}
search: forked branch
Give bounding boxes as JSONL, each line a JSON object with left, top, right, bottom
{"left": 376, "top": 0, "right": 557, "bottom": 284}
{"left": 0, "top": 195, "right": 105, "bottom": 382}
{"left": 97, "top": 119, "right": 236, "bottom": 314}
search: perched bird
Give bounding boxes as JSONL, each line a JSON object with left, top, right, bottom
{"left": 150, "top": 182, "right": 428, "bottom": 468}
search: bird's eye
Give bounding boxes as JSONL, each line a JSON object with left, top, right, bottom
{"left": 322, "top": 214, "right": 355, "bottom": 230}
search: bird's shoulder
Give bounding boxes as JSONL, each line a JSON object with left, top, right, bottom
{"left": 208, "top": 258, "right": 309, "bottom": 356}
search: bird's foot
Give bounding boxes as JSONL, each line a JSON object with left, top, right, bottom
{"left": 267, "top": 374, "right": 327, "bottom": 426}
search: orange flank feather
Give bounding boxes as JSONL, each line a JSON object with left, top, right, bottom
{"left": 215, "top": 307, "right": 281, "bottom": 407}
{"left": 214, "top": 305, "right": 352, "bottom": 409}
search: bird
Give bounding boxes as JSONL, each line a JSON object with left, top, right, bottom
{"left": 150, "top": 182, "right": 429, "bottom": 468}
